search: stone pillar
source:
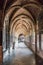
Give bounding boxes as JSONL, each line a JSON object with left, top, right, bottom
{"left": 6, "top": 26, "right": 8, "bottom": 49}
{"left": 8, "top": 31, "right": 10, "bottom": 50}
{"left": 6, "top": 24, "right": 10, "bottom": 53}
{"left": 35, "top": 24, "right": 37, "bottom": 52}
{"left": 39, "top": 32, "right": 41, "bottom": 50}
{"left": 10, "top": 32, "right": 13, "bottom": 49}
{"left": 5, "top": 17, "right": 10, "bottom": 51}
{"left": 7, "top": 22, "right": 10, "bottom": 53}
{"left": 0, "top": 30, "right": 3, "bottom": 64}
{"left": 0, "top": 10, "right": 3, "bottom": 64}
{"left": 29, "top": 35, "right": 32, "bottom": 47}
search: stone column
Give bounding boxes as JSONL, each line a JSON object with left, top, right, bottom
{"left": 0, "top": 30, "right": 3, "bottom": 64}
{"left": 35, "top": 24, "right": 37, "bottom": 52}
{"left": 6, "top": 24, "right": 10, "bottom": 53}
{"left": 39, "top": 32, "right": 41, "bottom": 50}
{"left": 5, "top": 17, "right": 10, "bottom": 51}
{"left": 6, "top": 26, "right": 8, "bottom": 49}
{"left": 0, "top": 10, "right": 4, "bottom": 64}
{"left": 8, "top": 31, "right": 10, "bottom": 51}
{"left": 7, "top": 22, "right": 10, "bottom": 53}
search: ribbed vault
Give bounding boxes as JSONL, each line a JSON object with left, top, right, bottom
{"left": 3, "top": 0, "right": 43, "bottom": 47}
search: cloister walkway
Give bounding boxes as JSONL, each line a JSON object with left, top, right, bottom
{"left": 3, "top": 42, "right": 36, "bottom": 65}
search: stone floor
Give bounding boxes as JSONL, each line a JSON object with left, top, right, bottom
{"left": 3, "top": 42, "right": 36, "bottom": 65}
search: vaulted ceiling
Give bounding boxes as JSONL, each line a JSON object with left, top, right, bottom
{"left": 0, "top": 0, "right": 43, "bottom": 37}
{"left": 0, "top": 0, "right": 43, "bottom": 10}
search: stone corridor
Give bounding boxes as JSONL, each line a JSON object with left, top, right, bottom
{"left": 0, "top": 0, "right": 43, "bottom": 65}
{"left": 3, "top": 42, "right": 36, "bottom": 65}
